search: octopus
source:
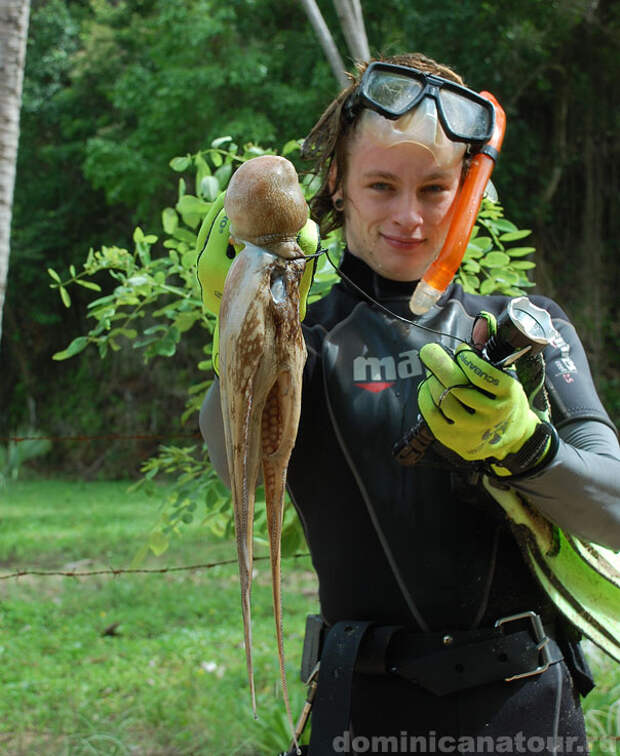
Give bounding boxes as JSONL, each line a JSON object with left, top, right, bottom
{"left": 218, "top": 155, "right": 308, "bottom": 742}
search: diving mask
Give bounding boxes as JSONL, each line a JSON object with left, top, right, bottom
{"left": 344, "top": 62, "right": 495, "bottom": 147}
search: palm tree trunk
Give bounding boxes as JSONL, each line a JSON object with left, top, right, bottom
{"left": 298, "top": 0, "right": 349, "bottom": 88}
{"left": 0, "top": 0, "right": 31, "bottom": 345}
{"left": 332, "top": 0, "right": 370, "bottom": 62}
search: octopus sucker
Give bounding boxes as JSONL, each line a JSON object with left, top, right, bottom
{"left": 218, "top": 156, "right": 308, "bottom": 747}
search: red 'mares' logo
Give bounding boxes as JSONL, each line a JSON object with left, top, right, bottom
{"left": 353, "top": 349, "right": 422, "bottom": 393}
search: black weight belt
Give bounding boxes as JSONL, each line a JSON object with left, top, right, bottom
{"left": 308, "top": 618, "right": 563, "bottom": 755}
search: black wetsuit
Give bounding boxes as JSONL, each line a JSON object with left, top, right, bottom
{"left": 201, "top": 251, "right": 620, "bottom": 755}
{"left": 284, "top": 252, "right": 619, "bottom": 755}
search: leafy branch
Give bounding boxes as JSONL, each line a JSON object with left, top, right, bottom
{"left": 456, "top": 198, "right": 536, "bottom": 296}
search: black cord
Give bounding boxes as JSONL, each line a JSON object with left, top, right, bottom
{"left": 323, "top": 249, "right": 469, "bottom": 347}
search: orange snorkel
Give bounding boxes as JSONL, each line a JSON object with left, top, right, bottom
{"left": 408, "top": 92, "right": 506, "bottom": 315}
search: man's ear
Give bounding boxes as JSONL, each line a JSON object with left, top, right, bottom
{"left": 328, "top": 159, "right": 339, "bottom": 197}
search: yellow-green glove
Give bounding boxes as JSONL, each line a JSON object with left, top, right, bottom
{"left": 472, "top": 310, "right": 551, "bottom": 423}
{"left": 195, "top": 191, "right": 320, "bottom": 375}
{"left": 418, "top": 342, "right": 554, "bottom": 476}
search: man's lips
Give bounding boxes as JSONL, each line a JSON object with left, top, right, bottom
{"left": 380, "top": 232, "right": 425, "bottom": 250}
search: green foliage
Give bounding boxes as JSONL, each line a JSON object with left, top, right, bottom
{"left": 455, "top": 198, "right": 536, "bottom": 297}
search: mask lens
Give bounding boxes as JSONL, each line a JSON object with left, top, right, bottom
{"left": 364, "top": 70, "right": 425, "bottom": 116}
{"left": 439, "top": 89, "right": 492, "bottom": 141}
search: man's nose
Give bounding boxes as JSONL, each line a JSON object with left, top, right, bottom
{"left": 393, "top": 194, "right": 423, "bottom": 229}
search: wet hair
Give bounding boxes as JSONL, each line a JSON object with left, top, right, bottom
{"left": 301, "top": 53, "right": 466, "bottom": 236}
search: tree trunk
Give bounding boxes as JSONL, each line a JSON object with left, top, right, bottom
{"left": 298, "top": 0, "right": 349, "bottom": 88}
{"left": 332, "top": 0, "right": 370, "bottom": 62}
{"left": 0, "top": 0, "right": 30, "bottom": 346}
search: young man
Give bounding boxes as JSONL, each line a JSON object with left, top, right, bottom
{"left": 201, "top": 53, "right": 620, "bottom": 754}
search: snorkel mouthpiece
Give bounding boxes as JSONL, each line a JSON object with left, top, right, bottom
{"left": 409, "top": 92, "right": 506, "bottom": 315}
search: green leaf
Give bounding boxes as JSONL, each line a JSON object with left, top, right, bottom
{"left": 281, "top": 522, "right": 302, "bottom": 558}
{"left": 69, "top": 264, "right": 76, "bottom": 277}
{"left": 177, "top": 194, "right": 211, "bottom": 217}
{"left": 458, "top": 273, "right": 480, "bottom": 294}
{"left": 181, "top": 248, "right": 197, "bottom": 268}
{"left": 47, "top": 267, "right": 61, "bottom": 283}
{"left": 88, "top": 294, "right": 116, "bottom": 308}
{"left": 133, "top": 227, "right": 145, "bottom": 243}
{"left": 493, "top": 270, "right": 520, "bottom": 285}
{"left": 482, "top": 251, "right": 510, "bottom": 268}
{"left": 75, "top": 279, "right": 102, "bottom": 291}
{"left": 126, "top": 274, "right": 150, "bottom": 287}
{"left": 462, "top": 260, "right": 480, "bottom": 273}
{"left": 211, "top": 136, "right": 232, "bottom": 149}
{"left": 480, "top": 278, "right": 499, "bottom": 295}
{"left": 200, "top": 175, "right": 220, "bottom": 202}
{"left": 489, "top": 218, "right": 517, "bottom": 233}
{"left": 195, "top": 154, "right": 211, "bottom": 196}
{"left": 505, "top": 286, "right": 528, "bottom": 296}
{"left": 148, "top": 530, "right": 169, "bottom": 556}
{"left": 464, "top": 244, "right": 484, "bottom": 259}
{"left": 214, "top": 163, "right": 232, "bottom": 189}
{"left": 162, "top": 207, "right": 179, "bottom": 235}
{"left": 172, "top": 228, "right": 197, "bottom": 244}
{"left": 211, "top": 151, "right": 223, "bottom": 167}
{"left": 469, "top": 236, "right": 493, "bottom": 252}
{"left": 183, "top": 214, "right": 202, "bottom": 230}
{"left": 174, "top": 311, "right": 200, "bottom": 333}
{"left": 59, "top": 286, "right": 71, "bottom": 308}
{"left": 282, "top": 139, "right": 301, "bottom": 156}
{"left": 170, "top": 156, "right": 191, "bottom": 172}
{"left": 499, "top": 229, "right": 531, "bottom": 242}
{"left": 507, "top": 247, "right": 536, "bottom": 257}
{"left": 510, "top": 260, "right": 536, "bottom": 269}
{"left": 53, "top": 336, "right": 89, "bottom": 361}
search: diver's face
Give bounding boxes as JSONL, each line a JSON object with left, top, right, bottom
{"left": 338, "top": 130, "right": 463, "bottom": 282}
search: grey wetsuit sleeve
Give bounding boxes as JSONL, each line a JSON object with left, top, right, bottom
{"left": 509, "top": 419, "right": 620, "bottom": 550}
{"left": 199, "top": 379, "right": 230, "bottom": 489}
{"left": 503, "top": 304, "right": 620, "bottom": 550}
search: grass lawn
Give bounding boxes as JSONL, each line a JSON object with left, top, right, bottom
{"left": 1, "top": 480, "right": 319, "bottom": 755}
{"left": 0, "top": 480, "right": 618, "bottom": 755}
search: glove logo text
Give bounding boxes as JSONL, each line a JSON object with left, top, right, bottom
{"left": 459, "top": 354, "right": 500, "bottom": 386}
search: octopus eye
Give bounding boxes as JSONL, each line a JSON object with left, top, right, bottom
{"left": 270, "top": 271, "right": 287, "bottom": 304}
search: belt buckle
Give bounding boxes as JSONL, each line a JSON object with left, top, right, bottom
{"left": 494, "top": 610, "right": 552, "bottom": 682}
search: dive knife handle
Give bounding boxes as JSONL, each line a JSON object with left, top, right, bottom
{"left": 392, "top": 416, "right": 435, "bottom": 466}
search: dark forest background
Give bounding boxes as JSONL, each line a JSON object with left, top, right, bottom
{"left": 2, "top": 0, "right": 618, "bottom": 478}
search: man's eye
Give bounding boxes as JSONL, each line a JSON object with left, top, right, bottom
{"left": 423, "top": 184, "right": 447, "bottom": 194}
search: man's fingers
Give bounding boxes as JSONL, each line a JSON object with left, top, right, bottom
{"left": 454, "top": 345, "right": 510, "bottom": 397}
{"left": 426, "top": 376, "right": 478, "bottom": 419}
{"left": 419, "top": 343, "right": 466, "bottom": 387}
